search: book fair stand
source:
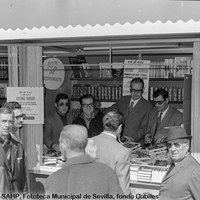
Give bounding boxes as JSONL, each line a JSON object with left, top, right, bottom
{"left": 1, "top": 0, "right": 200, "bottom": 195}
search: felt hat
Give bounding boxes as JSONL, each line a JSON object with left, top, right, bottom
{"left": 166, "top": 126, "right": 192, "bottom": 142}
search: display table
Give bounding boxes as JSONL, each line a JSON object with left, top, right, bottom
{"left": 28, "top": 165, "right": 61, "bottom": 194}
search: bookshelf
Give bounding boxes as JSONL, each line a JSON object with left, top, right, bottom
{"left": 71, "top": 78, "right": 122, "bottom": 102}
{"left": 0, "top": 60, "right": 8, "bottom": 107}
{"left": 69, "top": 55, "right": 192, "bottom": 119}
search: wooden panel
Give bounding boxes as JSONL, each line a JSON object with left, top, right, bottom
{"left": 191, "top": 42, "right": 200, "bottom": 162}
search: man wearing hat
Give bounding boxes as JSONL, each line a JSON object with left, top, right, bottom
{"left": 159, "top": 126, "right": 200, "bottom": 200}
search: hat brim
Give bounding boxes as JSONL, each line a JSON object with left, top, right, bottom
{"left": 165, "top": 135, "right": 192, "bottom": 143}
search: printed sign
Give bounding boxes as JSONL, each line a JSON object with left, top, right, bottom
{"left": 43, "top": 58, "right": 65, "bottom": 90}
{"left": 7, "top": 87, "right": 44, "bottom": 124}
{"left": 123, "top": 60, "right": 150, "bottom": 100}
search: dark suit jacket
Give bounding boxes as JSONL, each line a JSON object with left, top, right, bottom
{"left": 0, "top": 143, "right": 12, "bottom": 194}
{"left": 108, "top": 96, "right": 153, "bottom": 146}
{"left": 73, "top": 109, "right": 104, "bottom": 138}
{"left": 1, "top": 135, "right": 26, "bottom": 193}
{"left": 44, "top": 111, "right": 72, "bottom": 147}
{"left": 146, "top": 106, "right": 183, "bottom": 143}
{"left": 159, "top": 155, "right": 200, "bottom": 200}
{"left": 45, "top": 155, "right": 123, "bottom": 196}
{"left": 92, "top": 132, "right": 131, "bottom": 194}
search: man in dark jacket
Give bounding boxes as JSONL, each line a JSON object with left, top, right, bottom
{"left": 73, "top": 94, "right": 104, "bottom": 138}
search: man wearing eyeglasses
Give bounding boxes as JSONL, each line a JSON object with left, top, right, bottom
{"left": 106, "top": 77, "right": 153, "bottom": 147}
{"left": 72, "top": 94, "right": 104, "bottom": 138}
{"left": 44, "top": 93, "right": 72, "bottom": 152}
{"left": 159, "top": 126, "right": 200, "bottom": 200}
{"left": 2, "top": 101, "right": 27, "bottom": 193}
{"left": 145, "top": 89, "right": 183, "bottom": 147}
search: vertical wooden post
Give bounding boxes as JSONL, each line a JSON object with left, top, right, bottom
{"left": 8, "top": 46, "right": 18, "bottom": 86}
{"left": 18, "top": 46, "right": 43, "bottom": 169}
{"left": 191, "top": 42, "right": 200, "bottom": 162}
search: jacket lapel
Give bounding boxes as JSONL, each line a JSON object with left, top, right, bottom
{"left": 162, "top": 155, "right": 190, "bottom": 182}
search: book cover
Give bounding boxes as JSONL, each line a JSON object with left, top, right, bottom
{"left": 99, "top": 63, "right": 112, "bottom": 78}
{"left": 69, "top": 56, "right": 87, "bottom": 78}
{"left": 112, "top": 62, "right": 124, "bottom": 78}
{"left": 173, "top": 57, "right": 192, "bottom": 78}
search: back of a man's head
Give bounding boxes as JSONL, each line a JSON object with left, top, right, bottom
{"left": 60, "top": 125, "right": 88, "bottom": 157}
{"left": 103, "top": 110, "right": 123, "bottom": 133}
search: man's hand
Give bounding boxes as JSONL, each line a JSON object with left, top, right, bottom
{"left": 154, "top": 134, "right": 165, "bottom": 144}
{"left": 52, "top": 143, "right": 60, "bottom": 152}
{"left": 145, "top": 133, "right": 152, "bottom": 144}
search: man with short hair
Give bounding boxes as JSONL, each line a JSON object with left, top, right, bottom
{"left": 44, "top": 93, "right": 72, "bottom": 152}
{"left": 3, "top": 101, "right": 27, "bottom": 193}
{"left": 73, "top": 94, "right": 104, "bottom": 138}
{"left": 107, "top": 77, "right": 153, "bottom": 147}
{"left": 159, "top": 126, "right": 200, "bottom": 200}
{"left": 145, "top": 88, "right": 183, "bottom": 147}
{"left": 0, "top": 107, "right": 14, "bottom": 193}
{"left": 92, "top": 110, "right": 131, "bottom": 195}
{"left": 45, "top": 125, "right": 123, "bottom": 196}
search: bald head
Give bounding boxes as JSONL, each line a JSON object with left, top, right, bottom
{"left": 60, "top": 125, "right": 88, "bottom": 157}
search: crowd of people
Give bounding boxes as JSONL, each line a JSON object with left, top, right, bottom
{"left": 1, "top": 77, "right": 200, "bottom": 199}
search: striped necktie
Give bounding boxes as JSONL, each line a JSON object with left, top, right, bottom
{"left": 128, "top": 101, "right": 134, "bottom": 114}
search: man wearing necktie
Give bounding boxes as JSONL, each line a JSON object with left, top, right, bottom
{"left": 159, "top": 126, "right": 200, "bottom": 200}
{"left": 145, "top": 88, "right": 183, "bottom": 147}
{"left": 106, "top": 77, "right": 153, "bottom": 147}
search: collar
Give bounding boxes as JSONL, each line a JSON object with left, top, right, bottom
{"left": 102, "top": 131, "right": 117, "bottom": 139}
{"left": 63, "top": 154, "right": 95, "bottom": 167}
{"left": 160, "top": 105, "right": 169, "bottom": 119}
{"left": 130, "top": 97, "right": 141, "bottom": 106}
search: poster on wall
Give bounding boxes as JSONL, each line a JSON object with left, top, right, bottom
{"left": 123, "top": 60, "right": 150, "bottom": 100}
{"left": 7, "top": 87, "right": 44, "bottom": 124}
{"left": 43, "top": 58, "right": 65, "bottom": 90}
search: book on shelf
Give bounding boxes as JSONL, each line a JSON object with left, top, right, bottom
{"left": 173, "top": 57, "right": 192, "bottom": 78}
{"left": 0, "top": 83, "right": 7, "bottom": 98}
{"left": 0, "top": 62, "right": 8, "bottom": 79}
{"left": 99, "top": 63, "right": 112, "bottom": 78}
{"left": 69, "top": 56, "right": 87, "bottom": 78}
{"left": 111, "top": 62, "right": 124, "bottom": 78}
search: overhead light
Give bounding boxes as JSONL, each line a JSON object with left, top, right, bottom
{"left": 83, "top": 44, "right": 179, "bottom": 51}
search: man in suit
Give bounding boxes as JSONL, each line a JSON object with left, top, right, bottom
{"left": 145, "top": 88, "right": 183, "bottom": 147}
{"left": 45, "top": 124, "right": 123, "bottom": 197}
{"left": 3, "top": 101, "right": 27, "bottom": 193}
{"left": 107, "top": 77, "right": 153, "bottom": 147}
{"left": 92, "top": 110, "right": 131, "bottom": 195}
{"left": 44, "top": 93, "right": 72, "bottom": 152}
{"left": 159, "top": 126, "right": 200, "bottom": 200}
{"left": 0, "top": 107, "right": 14, "bottom": 194}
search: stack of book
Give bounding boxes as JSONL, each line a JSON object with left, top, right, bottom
{"left": 130, "top": 164, "right": 169, "bottom": 184}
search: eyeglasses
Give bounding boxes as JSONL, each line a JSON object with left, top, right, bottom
{"left": 130, "top": 89, "right": 143, "bottom": 93}
{"left": 82, "top": 103, "right": 94, "bottom": 109}
{"left": 167, "top": 142, "right": 187, "bottom": 149}
{"left": 153, "top": 100, "right": 165, "bottom": 105}
{"left": 58, "top": 102, "right": 70, "bottom": 107}
{"left": 15, "top": 114, "right": 26, "bottom": 120}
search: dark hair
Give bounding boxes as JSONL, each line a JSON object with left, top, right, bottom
{"left": 2, "top": 101, "right": 22, "bottom": 110}
{"left": 103, "top": 110, "right": 124, "bottom": 132}
{"left": 55, "top": 93, "right": 70, "bottom": 104}
{"left": 79, "top": 94, "right": 95, "bottom": 105}
{"left": 153, "top": 88, "right": 168, "bottom": 100}
{"left": 0, "top": 107, "right": 13, "bottom": 115}
{"left": 130, "top": 77, "right": 144, "bottom": 88}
